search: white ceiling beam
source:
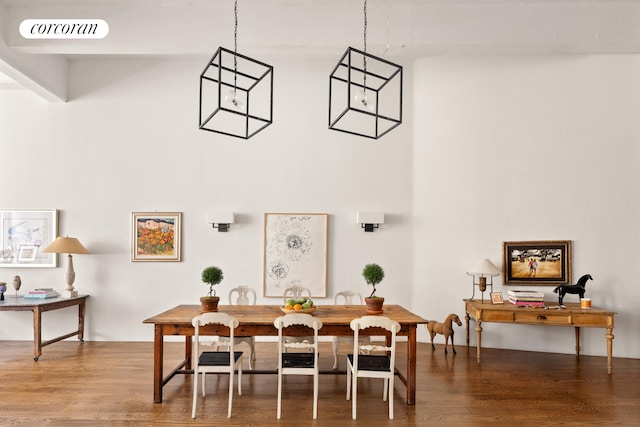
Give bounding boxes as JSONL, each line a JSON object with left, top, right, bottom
{"left": 0, "top": 4, "right": 68, "bottom": 102}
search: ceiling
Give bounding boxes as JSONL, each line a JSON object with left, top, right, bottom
{"left": 2, "top": 0, "right": 640, "bottom": 99}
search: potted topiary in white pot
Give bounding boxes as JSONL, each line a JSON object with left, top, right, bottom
{"left": 362, "top": 263, "right": 385, "bottom": 314}
{"left": 200, "top": 266, "right": 223, "bottom": 312}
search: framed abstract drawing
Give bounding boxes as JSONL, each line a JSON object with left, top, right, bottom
{"left": 502, "top": 240, "right": 572, "bottom": 286}
{"left": 0, "top": 209, "right": 58, "bottom": 268}
{"left": 131, "top": 212, "right": 182, "bottom": 262}
{"left": 263, "top": 213, "right": 328, "bottom": 298}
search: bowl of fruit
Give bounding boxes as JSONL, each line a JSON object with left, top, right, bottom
{"left": 281, "top": 297, "right": 317, "bottom": 314}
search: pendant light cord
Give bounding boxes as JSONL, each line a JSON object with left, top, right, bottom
{"left": 233, "top": 0, "right": 238, "bottom": 95}
{"left": 363, "top": 0, "right": 368, "bottom": 94}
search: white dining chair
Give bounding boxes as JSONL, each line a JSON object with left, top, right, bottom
{"left": 282, "top": 285, "right": 313, "bottom": 347}
{"left": 331, "top": 290, "right": 364, "bottom": 369}
{"left": 212, "top": 285, "right": 257, "bottom": 369}
{"left": 346, "top": 315, "right": 401, "bottom": 420}
{"left": 191, "top": 312, "right": 243, "bottom": 419}
{"left": 274, "top": 313, "right": 323, "bottom": 419}
{"left": 282, "top": 284, "right": 312, "bottom": 305}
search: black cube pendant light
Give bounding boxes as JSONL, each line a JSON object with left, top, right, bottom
{"left": 329, "top": 0, "right": 403, "bottom": 139}
{"left": 199, "top": 1, "right": 273, "bottom": 139}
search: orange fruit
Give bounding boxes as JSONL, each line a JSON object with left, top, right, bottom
{"left": 285, "top": 304, "right": 293, "bottom": 310}
{"left": 293, "top": 304, "right": 303, "bottom": 310}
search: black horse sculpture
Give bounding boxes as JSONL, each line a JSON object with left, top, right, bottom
{"left": 553, "top": 274, "right": 593, "bottom": 306}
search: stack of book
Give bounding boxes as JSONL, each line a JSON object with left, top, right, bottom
{"left": 24, "top": 288, "right": 59, "bottom": 299}
{"left": 508, "top": 290, "right": 544, "bottom": 307}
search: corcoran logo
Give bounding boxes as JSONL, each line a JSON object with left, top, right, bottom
{"left": 19, "top": 19, "right": 109, "bottom": 39}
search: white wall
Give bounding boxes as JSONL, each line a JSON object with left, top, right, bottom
{"left": 413, "top": 54, "right": 640, "bottom": 358}
{"left": 0, "top": 57, "right": 415, "bottom": 342}
{"left": 1, "top": 54, "right": 638, "bottom": 359}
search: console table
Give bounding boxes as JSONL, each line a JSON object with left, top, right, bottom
{"left": 464, "top": 299, "right": 615, "bottom": 374}
{"left": 0, "top": 295, "right": 89, "bottom": 361}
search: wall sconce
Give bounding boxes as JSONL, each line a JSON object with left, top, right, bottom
{"left": 208, "top": 212, "right": 235, "bottom": 232}
{"left": 467, "top": 258, "right": 501, "bottom": 303}
{"left": 357, "top": 212, "right": 384, "bottom": 232}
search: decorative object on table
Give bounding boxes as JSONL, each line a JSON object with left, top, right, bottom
{"left": 467, "top": 259, "right": 501, "bottom": 303}
{"left": 263, "top": 213, "right": 328, "bottom": 298}
{"left": 502, "top": 240, "right": 572, "bottom": 286}
{"left": 0, "top": 282, "right": 6, "bottom": 301}
{"left": 24, "top": 288, "right": 59, "bottom": 299}
{"left": 507, "top": 289, "right": 544, "bottom": 307}
{"left": 131, "top": 212, "right": 182, "bottom": 262}
{"left": 553, "top": 273, "right": 592, "bottom": 307}
{"left": 329, "top": 0, "right": 403, "bottom": 140}
{"left": 281, "top": 297, "right": 316, "bottom": 314}
{"left": 42, "top": 236, "right": 89, "bottom": 298}
{"left": 426, "top": 313, "right": 462, "bottom": 355}
{"left": 490, "top": 292, "right": 504, "bottom": 304}
{"left": 362, "top": 263, "right": 385, "bottom": 314}
{"left": 200, "top": 266, "right": 223, "bottom": 312}
{"left": 199, "top": 0, "right": 273, "bottom": 139}
{"left": 12, "top": 275, "right": 21, "bottom": 297}
{"left": 0, "top": 209, "right": 58, "bottom": 268}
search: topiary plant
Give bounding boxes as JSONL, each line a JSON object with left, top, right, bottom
{"left": 362, "top": 263, "right": 385, "bottom": 298}
{"left": 201, "top": 266, "right": 224, "bottom": 297}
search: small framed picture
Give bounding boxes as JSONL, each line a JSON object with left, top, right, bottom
{"left": 17, "top": 245, "right": 39, "bottom": 262}
{"left": 490, "top": 292, "right": 504, "bottom": 304}
{"left": 131, "top": 212, "right": 182, "bottom": 262}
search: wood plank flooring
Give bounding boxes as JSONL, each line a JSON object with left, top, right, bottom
{"left": 0, "top": 340, "right": 638, "bottom": 426}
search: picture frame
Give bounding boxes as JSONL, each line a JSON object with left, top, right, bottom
{"left": 17, "top": 245, "right": 39, "bottom": 262}
{"left": 0, "top": 209, "right": 58, "bottom": 268}
{"left": 502, "top": 240, "right": 572, "bottom": 286}
{"left": 263, "top": 213, "right": 328, "bottom": 298}
{"left": 131, "top": 212, "right": 182, "bottom": 262}
{"left": 490, "top": 292, "right": 504, "bottom": 304}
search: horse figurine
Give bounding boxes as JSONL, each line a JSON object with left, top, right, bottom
{"left": 553, "top": 274, "right": 593, "bottom": 306}
{"left": 426, "top": 313, "right": 462, "bottom": 354}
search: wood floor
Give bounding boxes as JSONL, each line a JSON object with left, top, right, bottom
{"left": 0, "top": 340, "right": 638, "bottom": 426}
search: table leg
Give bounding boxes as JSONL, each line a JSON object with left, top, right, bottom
{"left": 406, "top": 326, "right": 417, "bottom": 405}
{"left": 185, "top": 335, "right": 192, "bottom": 370}
{"left": 605, "top": 327, "right": 614, "bottom": 374}
{"left": 153, "top": 325, "right": 164, "bottom": 403}
{"left": 78, "top": 299, "right": 86, "bottom": 342}
{"left": 574, "top": 327, "right": 581, "bottom": 356}
{"left": 475, "top": 320, "right": 482, "bottom": 363}
{"left": 33, "top": 307, "right": 42, "bottom": 361}
{"left": 465, "top": 312, "right": 470, "bottom": 346}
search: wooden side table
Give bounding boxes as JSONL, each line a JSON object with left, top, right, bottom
{"left": 0, "top": 295, "right": 89, "bottom": 360}
{"left": 464, "top": 299, "right": 616, "bottom": 373}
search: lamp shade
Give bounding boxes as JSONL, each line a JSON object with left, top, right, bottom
{"left": 42, "top": 236, "right": 89, "bottom": 255}
{"left": 468, "top": 258, "right": 501, "bottom": 275}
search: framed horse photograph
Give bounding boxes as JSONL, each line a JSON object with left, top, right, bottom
{"left": 502, "top": 240, "right": 572, "bottom": 286}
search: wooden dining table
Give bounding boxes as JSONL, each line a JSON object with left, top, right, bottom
{"left": 143, "top": 304, "right": 427, "bottom": 404}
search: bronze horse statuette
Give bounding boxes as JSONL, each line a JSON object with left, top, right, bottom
{"left": 553, "top": 274, "right": 593, "bottom": 306}
{"left": 426, "top": 313, "right": 462, "bottom": 354}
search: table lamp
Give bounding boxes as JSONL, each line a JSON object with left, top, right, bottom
{"left": 43, "top": 236, "right": 89, "bottom": 298}
{"left": 467, "top": 258, "right": 501, "bottom": 303}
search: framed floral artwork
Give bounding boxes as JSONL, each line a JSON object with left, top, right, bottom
{"left": 0, "top": 209, "right": 58, "bottom": 268}
{"left": 131, "top": 212, "right": 182, "bottom": 262}
{"left": 263, "top": 213, "right": 328, "bottom": 298}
